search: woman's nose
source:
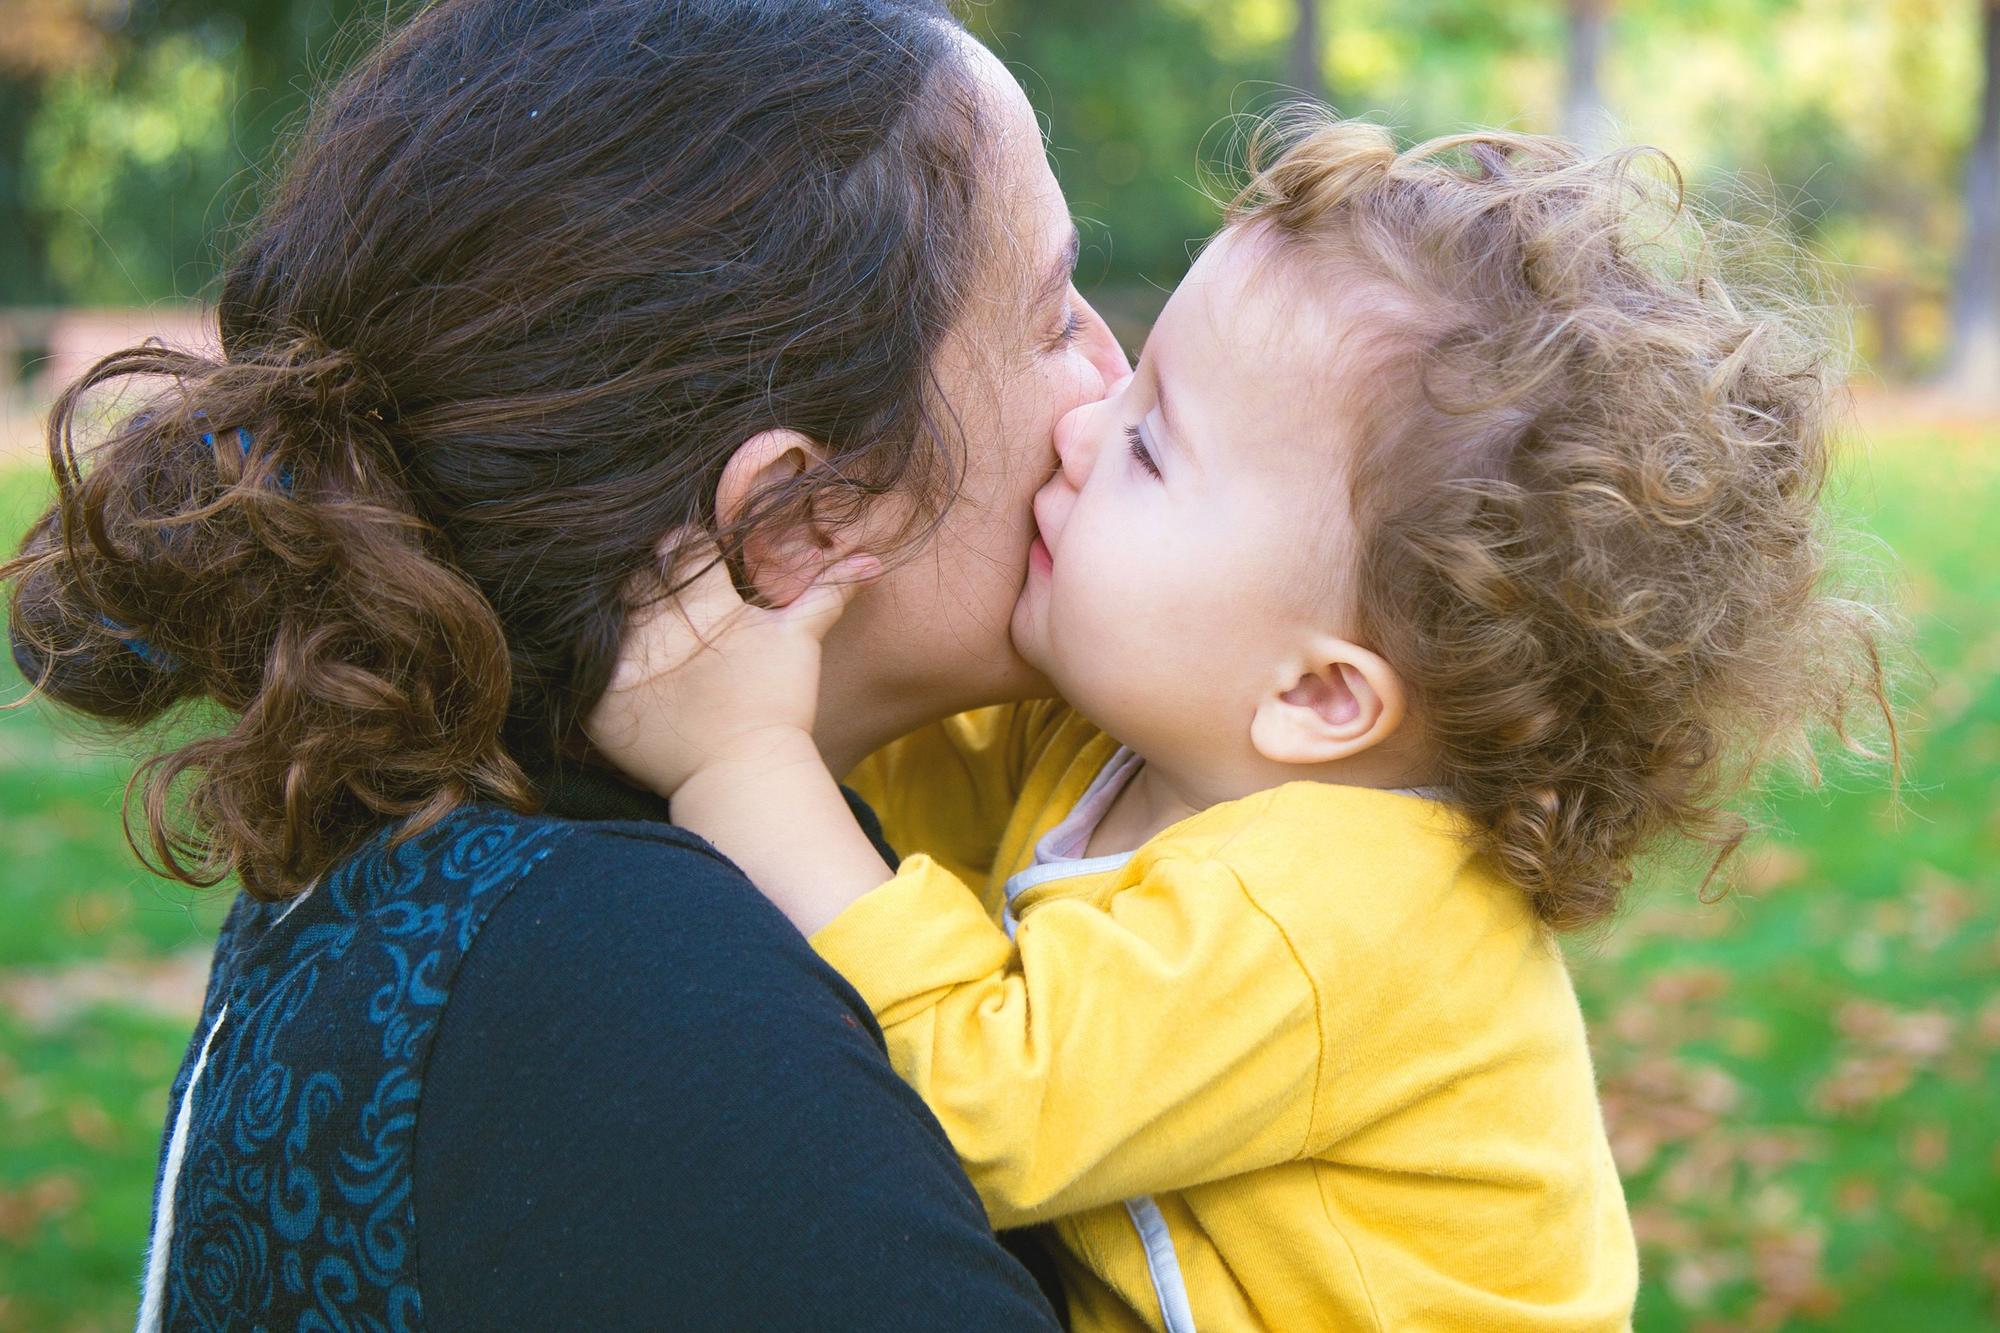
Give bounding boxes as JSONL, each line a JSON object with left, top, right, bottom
{"left": 1053, "top": 398, "right": 1103, "bottom": 488}
{"left": 1070, "top": 292, "right": 1132, "bottom": 396}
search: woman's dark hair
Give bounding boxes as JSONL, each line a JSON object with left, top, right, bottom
{"left": 4, "top": 0, "right": 994, "bottom": 898}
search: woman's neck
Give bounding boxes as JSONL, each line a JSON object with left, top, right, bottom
{"left": 811, "top": 680, "right": 946, "bottom": 778}
{"left": 813, "top": 644, "right": 1051, "bottom": 778}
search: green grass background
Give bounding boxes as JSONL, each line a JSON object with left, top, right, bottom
{"left": 1, "top": 422, "right": 1995, "bottom": 1331}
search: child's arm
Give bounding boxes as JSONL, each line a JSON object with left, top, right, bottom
{"left": 845, "top": 701, "right": 1066, "bottom": 891}
{"left": 585, "top": 548, "right": 895, "bottom": 934}
{"left": 668, "top": 728, "right": 896, "bottom": 934}
{"left": 811, "top": 851, "right": 1325, "bottom": 1228}
{"left": 589, "top": 552, "right": 1326, "bottom": 1221}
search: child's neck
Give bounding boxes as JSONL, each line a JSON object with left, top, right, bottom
{"left": 1081, "top": 745, "right": 1430, "bottom": 860}
{"left": 1082, "top": 762, "right": 1207, "bottom": 859}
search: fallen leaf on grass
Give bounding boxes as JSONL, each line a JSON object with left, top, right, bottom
{"left": 1813, "top": 1053, "right": 1919, "bottom": 1114}
{"left": 1979, "top": 1246, "right": 2000, "bottom": 1322}
{"left": 63, "top": 1098, "right": 118, "bottom": 1152}
{"left": 1904, "top": 865, "right": 1979, "bottom": 952}
{"left": 0, "top": 951, "right": 210, "bottom": 1030}
{"left": 1600, "top": 1056, "right": 1743, "bottom": 1175}
{"left": 1721, "top": 1015, "right": 1773, "bottom": 1058}
{"left": 1902, "top": 1123, "right": 1950, "bottom": 1171}
{"left": 1835, "top": 1000, "right": 1954, "bottom": 1057}
{"left": 1835, "top": 1175, "right": 1878, "bottom": 1215}
{"left": 0, "top": 1172, "right": 82, "bottom": 1245}
{"left": 1646, "top": 967, "right": 1733, "bottom": 1007}
{"left": 63, "top": 891, "right": 124, "bottom": 938}
{"left": 1604, "top": 967, "right": 1733, "bottom": 1050}
{"left": 1630, "top": 1201, "right": 1698, "bottom": 1248}
{"left": 1813, "top": 999, "right": 1958, "bottom": 1115}
{"left": 1746, "top": 1222, "right": 1839, "bottom": 1329}
{"left": 1895, "top": 1180, "right": 1952, "bottom": 1231}
{"left": 1667, "top": 1248, "right": 1746, "bottom": 1312}
{"left": 1975, "top": 996, "right": 2000, "bottom": 1048}
{"left": 1737, "top": 843, "right": 1811, "bottom": 894}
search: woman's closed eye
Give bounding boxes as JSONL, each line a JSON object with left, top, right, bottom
{"left": 1125, "top": 423, "right": 1161, "bottom": 478}
{"left": 1050, "top": 305, "right": 1083, "bottom": 349}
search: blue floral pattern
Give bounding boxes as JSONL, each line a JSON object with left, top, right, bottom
{"left": 151, "top": 807, "right": 574, "bottom": 1330}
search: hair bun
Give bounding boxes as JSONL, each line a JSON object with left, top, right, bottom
{"left": 251, "top": 331, "right": 394, "bottom": 424}
{"left": 7, "top": 518, "right": 197, "bottom": 724}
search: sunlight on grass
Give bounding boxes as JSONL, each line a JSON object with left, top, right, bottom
{"left": 1564, "top": 415, "right": 2000, "bottom": 1331}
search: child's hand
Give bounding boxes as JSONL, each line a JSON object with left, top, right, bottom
{"left": 586, "top": 540, "right": 880, "bottom": 798}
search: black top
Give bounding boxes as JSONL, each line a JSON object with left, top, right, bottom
{"left": 143, "top": 762, "right": 1063, "bottom": 1330}
{"left": 411, "top": 766, "right": 1065, "bottom": 1328}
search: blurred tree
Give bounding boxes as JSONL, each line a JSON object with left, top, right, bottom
{"left": 3, "top": 0, "right": 383, "bottom": 305}
{"left": 1947, "top": 0, "right": 2000, "bottom": 395}
{"left": 0, "top": 0, "right": 1988, "bottom": 384}
{"left": 25, "top": 30, "right": 240, "bottom": 303}
{"left": 1599, "top": 0, "right": 1972, "bottom": 376}
{"left": 0, "top": 0, "right": 109, "bottom": 305}
{"left": 1561, "top": 0, "right": 1612, "bottom": 148}
{"left": 967, "top": 0, "right": 1275, "bottom": 300}
{"left": 1290, "top": 0, "right": 1329, "bottom": 104}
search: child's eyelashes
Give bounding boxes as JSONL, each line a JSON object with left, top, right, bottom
{"left": 1125, "top": 424, "right": 1161, "bottom": 478}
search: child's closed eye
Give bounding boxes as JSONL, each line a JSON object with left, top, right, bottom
{"left": 1126, "top": 423, "right": 1161, "bottom": 478}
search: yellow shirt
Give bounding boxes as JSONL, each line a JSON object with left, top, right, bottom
{"left": 819, "top": 702, "right": 1637, "bottom": 1332}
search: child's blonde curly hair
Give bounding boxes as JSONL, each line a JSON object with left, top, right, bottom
{"left": 1228, "top": 114, "right": 1894, "bottom": 929}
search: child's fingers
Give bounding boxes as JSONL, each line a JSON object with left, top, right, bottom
{"left": 781, "top": 555, "right": 882, "bottom": 640}
{"left": 610, "top": 545, "right": 746, "bottom": 686}
{"left": 663, "top": 551, "right": 748, "bottom": 631}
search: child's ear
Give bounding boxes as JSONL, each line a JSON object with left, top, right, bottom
{"left": 1250, "top": 637, "right": 1407, "bottom": 766}
{"left": 712, "top": 429, "right": 858, "bottom": 606}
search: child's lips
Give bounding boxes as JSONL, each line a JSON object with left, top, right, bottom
{"left": 1029, "top": 493, "right": 1058, "bottom": 576}
{"left": 1028, "top": 532, "right": 1053, "bottom": 577}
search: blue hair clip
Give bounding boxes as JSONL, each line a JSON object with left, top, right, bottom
{"left": 104, "top": 417, "right": 293, "bottom": 673}
{"left": 100, "top": 613, "right": 176, "bottom": 672}
{"left": 197, "top": 423, "right": 253, "bottom": 457}
{"left": 200, "top": 422, "right": 294, "bottom": 492}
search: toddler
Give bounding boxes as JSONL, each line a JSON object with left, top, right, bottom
{"left": 589, "top": 118, "right": 1888, "bottom": 1331}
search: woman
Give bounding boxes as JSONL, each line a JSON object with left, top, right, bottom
{"left": 5, "top": 0, "right": 1127, "bottom": 1326}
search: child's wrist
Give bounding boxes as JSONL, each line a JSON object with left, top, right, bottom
{"left": 666, "top": 723, "right": 894, "bottom": 936}
{"left": 671, "top": 725, "right": 824, "bottom": 809}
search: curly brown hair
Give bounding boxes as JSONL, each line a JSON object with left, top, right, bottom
{"left": 1228, "top": 115, "right": 1896, "bottom": 929}
{"left": 4, "top": 0, "right": 994, "bottom": 900}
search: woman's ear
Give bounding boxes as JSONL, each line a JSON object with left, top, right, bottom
{"left": 713, "top": 429, "right": 854, "bottom": 607}
{"left": 1249, "top": 637, "right": 1407, "bottom": 766}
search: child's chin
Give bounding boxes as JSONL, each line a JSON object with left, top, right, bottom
{"left": 1007, "top": 597, "right": 1052, "bottom": 673}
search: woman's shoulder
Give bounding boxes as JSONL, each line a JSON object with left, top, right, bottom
{"left": 199, "top": 796, "right": 847, "bottom": 1016}
{"left": 412, "top": 807, "right": 1064, "bottom": 1329}
{"left": 468, "top": 806, "right": 877, "bottom": 1021}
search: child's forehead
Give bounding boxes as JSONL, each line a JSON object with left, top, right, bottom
{"left": 1159, "top": 225, "right": 1399, "bottom": 450}
{"left": 1172, "top": 226, "right": 1298, "bottom": 344}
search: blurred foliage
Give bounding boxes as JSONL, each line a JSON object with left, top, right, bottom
{"left": 24, "top": 32, "right": 238, "bottom": 303}
{"left": 0, "top": 0, "right": 395, "bottom": 304}
{"left": 969, "top": 0, "right": 1987, "bottom": 370}
{"left": 0, "top": 0, "right": 1990, "bottom": 372}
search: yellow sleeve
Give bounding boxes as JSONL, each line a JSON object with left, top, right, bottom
{"left": 809, "top": 851, "right": 1321, "bottom": 1229}
{"left": 842, "top": 700, "right": 1066, "bottom": 889}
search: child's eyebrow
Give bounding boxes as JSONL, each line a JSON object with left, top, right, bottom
{"left": 1152, "top": 372, "right": 1194, "bottom": 459}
